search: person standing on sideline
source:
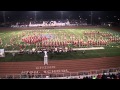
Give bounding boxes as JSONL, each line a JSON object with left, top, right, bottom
{"left": 44, "top": 51, "right": 48, "bottom": 65}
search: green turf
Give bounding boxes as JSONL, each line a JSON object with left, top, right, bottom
{"left": 0, "top": 27, "right": 120, "bottom": 62}
{"left": 0, "top": 46, "right": 120, "bottom": 62}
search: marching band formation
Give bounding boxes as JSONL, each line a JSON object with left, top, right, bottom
{"left": 0, "top": 29, "right": 120, "bottom": 53}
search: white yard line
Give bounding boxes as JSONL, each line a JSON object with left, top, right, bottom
{"left": 72, "top": 47, "right": 104, "bottom": 51}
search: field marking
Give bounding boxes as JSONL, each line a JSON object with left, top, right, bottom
{"left": 72, "top": 47, "right": 104, "bottom": 51}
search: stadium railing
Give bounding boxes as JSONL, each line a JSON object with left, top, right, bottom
{"left": 0, "top": 67, "right": 120, "bottom": 79}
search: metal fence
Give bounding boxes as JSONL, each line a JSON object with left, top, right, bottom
{"left": 0, "top": 67, "right": 120, "bottom": 79}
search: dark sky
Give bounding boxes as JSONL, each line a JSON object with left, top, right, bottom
{"left": 0, "top": 11, "right": 120, "bottom": 24}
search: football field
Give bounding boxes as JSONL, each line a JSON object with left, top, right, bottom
{"left": 0, "top": 27, "right": 120, "bottom": 62}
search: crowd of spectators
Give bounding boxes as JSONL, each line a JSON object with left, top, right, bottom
{"left": 82, "top": 73, "right": 120, "bottom": 79}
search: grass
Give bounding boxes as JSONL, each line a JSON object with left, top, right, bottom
{"left": 0, "top": 27, "right": 120, "bottom": 62}
{"left": 0, "top": 46, "right": 120, "bottom": 62}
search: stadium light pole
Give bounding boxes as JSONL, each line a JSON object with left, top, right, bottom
{"left": 98, "top": 17, "right": 101, "bottom": 25}
{"left": 3, "top": 11, "right": 6, "bottom": 24}
{"left": 34, "top": 11, "right": 37, "bottom": 22}
{"left": 91, "top": 11, "right": 93, "bottom": 25}
{"left": 60, "top": 11, "right": 64, "bottom": 21}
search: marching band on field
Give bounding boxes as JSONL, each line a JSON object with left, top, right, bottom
{"left": 0, "top": 30, "right": 120, "bottom": 53}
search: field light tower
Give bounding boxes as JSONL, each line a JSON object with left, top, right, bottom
{"left": 60, "top": 11, "right": 64, "bottom": 21}
{"left": 3, "top": 11, "right": 6, "bottom": 24}
{"left": 34, "top": 11, "right": 37, "bottom": 22}
{"left": 91, "top": 11, "right": 93, "bottom": 25}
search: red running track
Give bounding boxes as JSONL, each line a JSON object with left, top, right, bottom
{"left": 0, "top": 56, "right": 120, "bottom": 75}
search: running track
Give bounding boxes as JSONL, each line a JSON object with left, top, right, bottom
{"left": 0, "top": 56, "right": 120, "bottom": 75}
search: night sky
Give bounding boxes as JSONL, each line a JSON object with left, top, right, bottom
{"left": 0, "top": 11, "right": 120, "bottom": 24}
